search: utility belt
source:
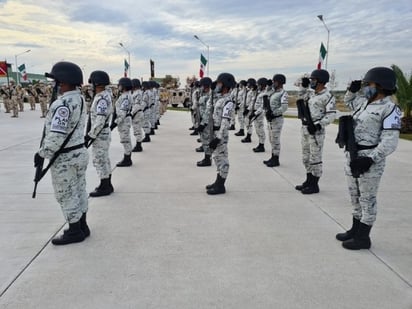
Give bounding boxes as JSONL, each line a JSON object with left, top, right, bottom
{"left": 213, "top": 125, "right": 220, "bottom": 131}
{"left": 271, "top": 114, "right": 283, "bottom": 119}
{"left": 60, "top": 143, "right": 84, "bottom": 154}
{"left": 302, "top": 119, "right": 320, "bottom": 126}
{"left": 356, "top": 144, "right": 377, "bottom": 150}
{"left": 103, "top": 123, "right": 109, "bottom": 128}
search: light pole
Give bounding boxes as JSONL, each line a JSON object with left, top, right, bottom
{"left": 194, "top": 35, "right": 209, "bottom": 77}
{"left": 119, "top": 42, "right": 131, "bottom": 77}
{"left": 317, "top": 15, "right": 330, "bottom": 70}
{"left": 14, "top": 49, "right": 31, "bottom": 85}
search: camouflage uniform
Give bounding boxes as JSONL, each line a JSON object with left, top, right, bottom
{"left": 114, "top": 91, "right": 133, "bottom": 155}
{"left": 38, "top": 84, "right": 48, "bottom": 118}
{"left": 253, "top": 89, "right": 267, "bottom": 145}
{"left": 300, "top": 88, "right": 336, "bottom": 177}
{"left": 229, "top": 87, "right": 238, "bottom": 128}
{"left": 198, "top": 89, "right": 212, "bottom": 156}
{"left": 131, "top": 88, "right": 145, "bottom": 143}
{"left": 88, "top": 88, "right": 113, "bottom": 179}
{"left": 38, "top": 89, "right": 88, "bottom": 223}
{"left": 344, "top": 91, "right": 400, "bottom": 225}
{"left": 142, "top": 88, "right": 151, "bottom": 136}
{"left": 237, "top": 86, "right": 247, "bottom": 131}
{"left": 191, "top": 87, "right": 201, "bottom": 129}
{"left": 212, "top": 93, "right": 234, "bottom": 178}
{"left": 17, "top": 86, "right": 24, "bottom": 111}
{"left": 244, "top": 89, "right": 257, "bottom": 135}
{"left": 1, "top": 87, "right": 11, "bottom": 113}
{"left": 148, "top": 87, "right": 156, "bottom": 131}
{"left": 28, "top": 86, "right": 36, "bottom": 110}
{"left": 267, "top": 88, "right": 288, "bottom": 156}
{"left": 10, "top": 86, "right": 19, "bottom": 117}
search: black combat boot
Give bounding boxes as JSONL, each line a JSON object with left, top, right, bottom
{"left": 197, "top": 154, "right": 211, "bottom": 167}
{"left": 301, "top": 175, "right": 320, "bottom": 194}
{"left": 195, "top": 146, "right": 204, "bottom": 152}
{"left": 80, "top": 212, "right": 90, "bottom": 238}
{"left": 264, "top": 154, "right": 279, "bottom": 167}
{"left": 189, "top": 126, "right": 195, "bottom": 130}
{"left": 190, "top": 129, "right": 199, "bottom": 136}
{"left": 336, "top": 217, "right": 360, "bottom": 241}
{"left": 157, "top": 120, "right": 160, "bottom": 126}
{"left": 154, "top": 123, "right": 158, "bottom": 130}
{"left": 52, "top": 221, "right": 85, "bottom": 245}
{"left": 241, "top": 133, "right": 251, "bottom": 143}
{"left": 132, "top": 142, "right": 143, "bottom": 152}
{"left": 150, "top": 128, "right": 155, "bottom": 135}
{"left": 229, "top": 124, "right": 235, "bottom": 130}
{"left": 108, "top": 174, "right": 114, "bottom": 193}
{"left": 207, "top": 174, "right": 226, "bottom": 195}
{"left": 142, "top": 134, "right": 151, "bottom": 142}
{"left": 116, "top": 154, "right": 132, "bottom": 167}
{"left": 205, "top": 174, "right": 219, "bottom": 190}
{"left": 295, "top": 173, "right": 311, "bottom": 191}
{"left": 89, "top": 178, "right": 112, "bottom": 197}
{"left": 197, "top": 138, "right": 201, "bottom": 143}
{"left": 342, "top": 222, "right": 372, "bottom": 250}
{"left": 253, "top": 143, "right": 265, "bottom": 152}
{"left": 234, "top": 129, "right": 245, "bottom": 136}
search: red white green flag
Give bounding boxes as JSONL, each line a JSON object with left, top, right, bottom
{"left": 317, "top": 42, "right": 327, "bottom": 69}
{"left": 199, "top": 54, "right": 207, "bottom": 78}
{"left": 18, "top": 63, "right": 27, "bottom": 81}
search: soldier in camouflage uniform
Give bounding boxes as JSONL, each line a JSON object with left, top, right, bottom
{"left": 229, "top": 86, "right": 237, "bottom": 130}
{"left": 263, "top": 74, "right": 288, "bottom": 167}
{"left": 295, "top": 69, "right": 336, "bottom": 194}
{"left": 141, "top": 81, "right": 151, "bottom": 143}
{"left": 27, "top": 85, "right": 37, "bottom": 110}
{"left": 249, "top": 77, "right": 268, "bottom": 152}
{"left": 206, "top": 73, "right": 236, "bottom": 195}
{"left": 1, "top": 85, "right": 11, "bottom": 113}
{"left": 34, "top": 61, "right": 89, "bottom": 245}
{"left": 85, "top": 70, "right": 114, "bottom": 197}
{"left": 196, "top": 77, "right": 213, "bottom": 167}
{"left": 336, "top": 67, "right": 400, "bottom": 250}
{"left": 37, "top": 82, "right": 48, "bottom": 118}
{"left": 17, "top": 85, "right": 24, "bottom": 112}
{"left": 234, "top": 80, "right": 247, "bottom": 136}
{"left": 241, "top": 78, "right": 257, "bottom": 143}
{"left": 190, "top": 81, "right": 201, "bottom": 136}
{"left": 131, "top": 79, "right": 144, "bottom": 152}
{"left": 111, "top": 77, "right": 133, "bottom": 166}
{"left": 10, "top": 82, "right": 19, "bottom": 118}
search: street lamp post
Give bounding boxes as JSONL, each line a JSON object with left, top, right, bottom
{"left": 14, "top": 49, "right": 31, "bottom": 85}
{"left": 119, "top": 42, "right": 131, "bottom": 77}
{"left": 317, "top": 15, "right": 330, "bottom": 70}
{"left": 194, "top": 35, "right": 209, "bottom": 77}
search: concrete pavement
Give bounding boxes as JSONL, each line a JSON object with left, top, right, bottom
{"left": 0, "top": 105, "right": 411, "bottom": 308}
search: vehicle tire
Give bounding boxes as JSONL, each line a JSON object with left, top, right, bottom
{"left": 183, "top": 99, "right": 190, "bottom": 108}
{"left": 172, "top": 104, "right": 178, "bottom": 108}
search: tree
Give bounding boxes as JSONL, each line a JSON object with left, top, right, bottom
{"left": 391, "top": 64, "right": 412, "bottom": 133}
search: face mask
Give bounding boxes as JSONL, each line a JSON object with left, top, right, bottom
{"left": 310, "top": 80, "right": 317, "bottom": 90}
{"left": 363, "top": 86, "right": 377, "bottom": 99}
{"left": 215, "top": 85, "right": 222, "bottom": 93}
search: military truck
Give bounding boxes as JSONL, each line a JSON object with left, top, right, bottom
{"left": 169, "top": 89, "right": 190, "bottom": 108}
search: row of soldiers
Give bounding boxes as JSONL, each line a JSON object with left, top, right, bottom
{"left": 0, "top": 81, "right": 51, "bottom": 117}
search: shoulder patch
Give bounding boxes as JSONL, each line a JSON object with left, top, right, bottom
{"left": 120, "top": 97, "right": 130, "bottom": 111}
{"left": 50, "top": 106, "right": 70, "bottom": 133}
{"left": 383, "top": 105, "right": 402, "bottom": 130}
{"left": 96, "top": 98, "right": 109, "bottom": 115}
{"left": 222, "top": 101, "right": 234, "bottom": 119}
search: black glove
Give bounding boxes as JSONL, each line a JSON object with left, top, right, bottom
{"left": 34, "top": 153, "right": 44, "bottom": 167}
{"left": 110, "top": 122, "right": 117, "bottom": 130}
{"left": 350, "top": 157, "right": 374, "bottom": 175}
{"left": 249, "top": 112, "right": 256, "bottom": 120}
{"left": 243, "top": 108, "right": 249, "bottom": 116}
{"left": 197, "top": 124, "right": 205, "bottom": 133}
{"left": 349, "top": 80, "right": 362, "bottom": 93}
{"left": 84, "top": 134, "right": 92, "bottom": 146}
{"left": 307, "top": 123, "right": 321, "bottom": 135}
{"left": 265, "top": 111, "right": 274, "bottom": 122}
{"left": 301, "top": 77, "right": 310, "bottom": 88}
{"left": 209, "top": 138, "right": 221, "bottom": 150}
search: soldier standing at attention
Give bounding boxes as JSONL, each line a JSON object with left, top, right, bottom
{"left": 34, "top": 61, "right": 89, "bottom": 245}
{"left": 250, "top": 77, "right": 268, "bottom": 153}
{"left": 295, "top": 69, "right": 336, "bottom": 194}
{"left": 85, "top": 70, "right": 114, "bottom": 197}
{"left": 111, "top": 77, "right": 133, "bottom": 167}
{"left": 131, "top": 78, "right": 145, "bottom": 152}
{"left": 241, "top": 78, "right": 257, "bottom": 143}
{"left": 141, "top": 81, "right": 151, "bottom": 143}
{"left": 206, "top": 73, "right": 236, "bottom": 195}
{"left": 336, "top": 67, "right": 400, "bottom": 250}
{"left": 234, "top": 80, "right": 247, "bottom": 136}
{"left": 196, "top": 77, "right": 213, "bottom": 167}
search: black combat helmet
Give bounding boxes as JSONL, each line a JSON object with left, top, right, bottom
{"left": 216, "top": 72, "right": 236, "bottom": 89}
{"left": 247, "top": 78, "right": 256, "bottom": 87}
{"left": 88, "top": 70, "right": 110, "bottom": 86}
{"left": 45, "top": 61, "right": 83, "bottom": 86}
{"left": 239, "top": 80, "right": 247, "bottom": 87}
{"left": 257, "top": 77, "right": 268, "bottom": 86}
{"left": 118, "top": 77, "right": 132, "bottom": 91}
{"left": 131, "top": 79, "right": 141, "bottom": 88}
{"left": 200, "top": 77, "right": 212, "bottom": 87}
{"left": 266, "top": 79, "right": 273, "bottom": 87}
{"left": 363, "top": 67, "right": 396, "bottom": 90}
{"left": 310, "top": 69, "right": 329, "bottom": 84}
{"left": 273, "top": 74, "right": 286, "bottom": 85}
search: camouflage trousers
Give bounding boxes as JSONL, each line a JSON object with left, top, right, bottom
{"left": 245, "top": 114, "right": 253, "bottom": 135}
{"left": 91, "top": 131, "right": 111, "bottom": 179}
{"left": 230, "top": 109, "right": 236, "bottom": 126}
{"left": 143, "top": 110, "right": 151, "bottom": 134}
{"left": 3, "top": 98, "right": 11, "bottom": 113}
{"left": 18, "top": 100, "right": 24, "bottom": 112}
{"left": 200, "top": 125, "right": 211, "bottom": 156}
{"left": 132, "top": 112, "right": 145, "bottom": 142}
{"left": 344, "top": 151, "right": 385, "bottom": 226}
{"left": 267, "top": 116, "right": 284, "bottom": 156}
{"left": 117, "top": 117, "right": 132, "bottom": 155}
{"left": 155, "top": 102, "right": 160, "bottom": 122}
{"left": 237, "top": 106, "right": 245, "bottom": 130}
{"left": 212, "top": 131, "right": 229, "bottom": 178}
{"left": 39, "top": 98, "right": 48, "bottom": 117}
{"left": 29, "top": 97, "right": 36, "bottom": 110}
{"left": 300, "top": 126, "right": 326, "bottom": 178}
{"left": 11, "top": 96, "right": 18, "bottom": 117}
{"left": 51, "top": 149, "right": 89, "bottom": 223}
{"left": 150, "top": 105, "right": 156, "bottom": 128}
{"left": 254, "top": 115, "right": 265, "bottom": 144}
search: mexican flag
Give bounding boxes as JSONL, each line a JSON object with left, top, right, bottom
{"left": 317, "top": 42, "right": 327, "bottom": 69}
{"left": 124, "top": 59, "right": 129, "bottom": 77}
{"left": 18, "top": 63, "right": 27, "bottom": 81}
{"left": 199, "top": 54, "right": 207, "bottom": 78}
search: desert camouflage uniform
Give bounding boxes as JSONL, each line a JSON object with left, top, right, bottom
{"left": 38, "top": 89, "right": 88, "bottom": 223}
{"left": 88, "top": 88, "right": 113, "bottom": 179}
{"left": 10, "top": 86, "right": 19, "bottom": 117}
{"left": 300, "top": 88, "right": 336, "bottom": 177}
{"left": 17, "top": 86, "right": 24, "bottom": 112}
{"left": 1, "top": 87, "right": 11, "bottom": 113}
{"left": 38, "top": 84, "right": 48, "bottom": 118}
{"left": 212, "top": 92, "right": 234, "bottom": 178}
{"left": 267, "top": 88, "right": 288, "bottom": 156}
{"left": 28, "top": 86, "right": 37, "bottom": 110}
{"left": 131, "top": 88, "right": 145, "bottom": 143}
{"left": 344, "top": 91, "right": 400, "bottom": 225}
{"left": 114, "top": 90, "right": 133, "bottom": 155}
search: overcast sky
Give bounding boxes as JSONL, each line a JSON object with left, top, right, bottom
{"left": 1, "top": 0, "right": 411, "bottom": 89}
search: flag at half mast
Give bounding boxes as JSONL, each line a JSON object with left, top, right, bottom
{"left": 199, "top": 54, "right": 207, "bottom": 78}
{"left": 317, "top": 42, "right": 327, "bottom": 69}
